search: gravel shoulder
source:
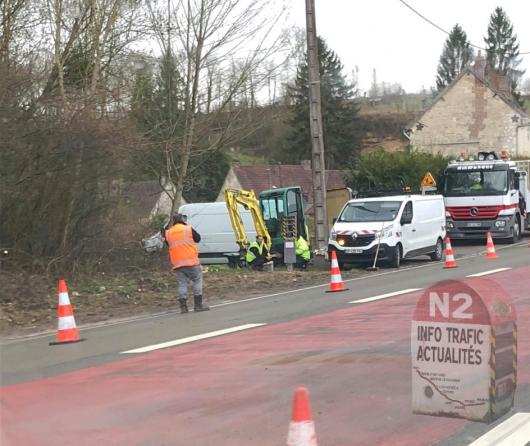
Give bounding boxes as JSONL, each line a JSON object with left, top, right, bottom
{"left": 0, "top": 264, "right": 374, "bottom": 338}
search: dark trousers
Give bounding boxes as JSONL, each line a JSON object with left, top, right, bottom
{"left": 249, "top": 256, "right": 267, "bottom": 270}
{"left": 296, "top": 256, "right": 309, "bottom": 269}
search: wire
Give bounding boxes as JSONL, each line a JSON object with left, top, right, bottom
{"left": 397, "top": 0, "right": 530, "bottom": 55}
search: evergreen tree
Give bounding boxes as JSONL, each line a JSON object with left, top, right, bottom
{"left": 63, "top": 41, "right": 93, "bottom": 91}
{"left": 130, "top": 52, "right": 229, "bottom": 201}
{"left": 484, "top": 7, "right": 524, "bottom": 98}
{"left": 283, "top": 37, "right": 362, "bottom": 170}
{"left": 436, "top": 24, "right": 473, "bottom": 90}
{"left": 130, "top": 51, "right": 184, "bottom": 177}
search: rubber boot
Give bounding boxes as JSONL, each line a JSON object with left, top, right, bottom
{"left": 179, "top": 299, "right": 189, "bottom": 314}
{"left": 194, "top": 295, "right": 210, "bottom": 312}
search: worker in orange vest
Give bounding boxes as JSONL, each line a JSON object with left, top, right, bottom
{"left": 164, "top": 213, "right": 209, "bottom": 313}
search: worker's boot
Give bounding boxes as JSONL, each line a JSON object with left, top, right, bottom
{"left": 179, "top": 299, "right": 189, "bottom": 314}
{"left": 193, "top": 295, "right": 210, "bottom": 312}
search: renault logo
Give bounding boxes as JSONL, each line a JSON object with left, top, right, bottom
{"left": 470, "top": 207, "right": 479, "bottom": 216}
{"left": 352, "top": 233, "right": 358, "bottom": 239}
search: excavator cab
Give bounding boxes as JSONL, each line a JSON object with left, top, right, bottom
{"left": 225, "top": 186, "right": 309, "bottom": 263}
{"left": 259, "top": 187, "right": 308, "bottom": 252}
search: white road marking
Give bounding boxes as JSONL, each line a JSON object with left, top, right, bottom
{"left": 466, "top": 268, "right": 512, "bottom": 277}
{"left": 467, "top": 412, "right": 530, "bottom": 446}
{"left": 120, "top": 323, "right": 265, "bottom": 354}
{"left": 349, "top": 288, "right": 422, "bottom": 304}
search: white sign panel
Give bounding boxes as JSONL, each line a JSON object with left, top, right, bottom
{"left": 412, "top": 321, "right": 491, "bottom": 420}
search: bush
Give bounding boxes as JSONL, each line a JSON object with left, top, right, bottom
{"left": 347, "top": 149, "right": 449, "bottom": 195}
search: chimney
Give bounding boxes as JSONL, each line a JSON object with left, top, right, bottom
{"left": 300, "top": 160, "right": 311, "bottom": 171}
{"left": 473, "top": 50, "right": 486, "bottom": 79}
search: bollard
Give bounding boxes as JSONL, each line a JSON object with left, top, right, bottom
{"left": 411, "top": 279, "right": 516, "bottom": 423}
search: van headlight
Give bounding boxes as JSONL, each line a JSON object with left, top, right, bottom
{"left": 376, "top": 226, "right": 393, "bottom": 239}
{"left": 495, "top": 220, "right": 506, "bottom": 228}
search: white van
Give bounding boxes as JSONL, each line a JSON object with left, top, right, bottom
{"left": 328, "top": 195, "right": 446, "bottom": 268}
{"left": 178, "top": 202, "right": 256, "bottom": 265}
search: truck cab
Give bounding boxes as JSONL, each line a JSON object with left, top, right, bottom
{"left": 441, "top": 151, "right": 530, "bottom": 243}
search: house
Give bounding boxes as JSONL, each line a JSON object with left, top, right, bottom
{"left": 215, "top": 160, "right": 347, "bottom": 214}
{"left": 82, "top": 178, "right": 185, "bottom": 253}
{"left": 406, "top": 53, "right": 530, "bottom": 158}
{"left": 118, "top": 177, "right": 185, "bottom": 225}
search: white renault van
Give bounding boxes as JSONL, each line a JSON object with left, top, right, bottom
{"left": 328, "top": 195, "right": 446, "bottom": 268}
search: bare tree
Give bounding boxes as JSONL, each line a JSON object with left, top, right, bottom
{"left": 145, "top": 0, "right": 289, "bottom": 214}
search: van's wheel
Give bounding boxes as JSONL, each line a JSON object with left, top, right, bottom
{"left": 390, "top": 244, "right": 402, "bottom": 268}
{"left": 509, "top": 216, "right": 521, "bottom": 244}
{"left": 430, "top": 238, "right": 443, "bottom": 261}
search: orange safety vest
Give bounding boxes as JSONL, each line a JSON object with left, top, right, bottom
{"left": 165, "top": 224, "right": 200, "bottom": 269}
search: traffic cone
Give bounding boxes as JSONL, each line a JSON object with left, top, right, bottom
{"left": 443, "top": 237, "right": 457, "bottom": 268}
{"left": 326, "top": 251, "right": 348, "bottom": 293}
{"left": 485, "top": 232, "right": 498, "bottom": 259}
{"left": 287, "top": 387, "right": 318, "bottom": 446}
{"left": 50, "top": 279, "right": 83, "bottom": 345}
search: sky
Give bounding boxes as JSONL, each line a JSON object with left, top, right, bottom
{"left": 287, "top": 0, "right": 530, "bottom": 94}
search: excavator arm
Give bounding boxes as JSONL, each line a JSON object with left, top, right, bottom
{"left": 225, "top": 189, "right": 272, "bottom": 251}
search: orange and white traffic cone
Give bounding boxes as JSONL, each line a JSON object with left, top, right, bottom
{"left": 287, "top": 387, "right": 318, "bottom": 446}
{"left": 485, "top": 232, "right": 498, "bottom": 259}
{"left": 326, "top": 251, "right": 348, "bottom": 293}
{"left": 443, "top": 237, "right": 457, "bottom": 269}
{"left": 50, "top": 279, "right": 83, "bottom": 345}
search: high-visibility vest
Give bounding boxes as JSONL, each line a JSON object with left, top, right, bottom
{"left": 295, "top": 236, "right": 311, "bottom": 260}
{"left": 165, "top": 224, "right": 199, "bottom": 269}
{"left": 246, "top": 241, "right": 264, "bottom": 264}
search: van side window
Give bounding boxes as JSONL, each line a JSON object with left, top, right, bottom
{"left": 402, "top": 201, "right": 413, "bottom": 221}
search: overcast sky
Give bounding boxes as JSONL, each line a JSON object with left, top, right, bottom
{"left": 287, "top": 0, "right": 530, "bottom": 94}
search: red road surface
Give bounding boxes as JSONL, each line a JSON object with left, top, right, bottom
{"left": 2, "top": 266, "right": 529, "bottom": 445}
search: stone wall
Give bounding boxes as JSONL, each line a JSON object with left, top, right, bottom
{"left": 410, "top": 72, "right": 529, "bottom": 157}
{"left": 517, "top": 125, "right": 530, "bottom": 157}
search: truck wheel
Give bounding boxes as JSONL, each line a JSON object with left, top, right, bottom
{"left": 430, "top": 238, "right": 443, "bottom": 261}
{"left": 390, "top": 244, "right": 402, "bottom": 268}
{"left": 509, "top": 217, "right": 521, "bottom": 244}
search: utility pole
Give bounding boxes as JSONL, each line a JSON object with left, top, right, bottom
{"left": 305, "top": 0, "right": 328, "bottom": 252}
{"left": 167, "top": 0, "right": 173, "bottom": 124}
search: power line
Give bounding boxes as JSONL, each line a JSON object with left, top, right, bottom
{"left": 397, "top": 0, "right": 530, "bottom": 55}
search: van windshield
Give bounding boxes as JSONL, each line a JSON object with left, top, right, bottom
{"left": 339, "top": 201, "right": 402, "bottom": 222}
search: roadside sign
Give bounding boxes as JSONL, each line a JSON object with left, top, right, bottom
{"left": 411, "top": 279, "right": 516, "bottom": 423}
{"left": 421, "top": 172, "right": 437, "bottom": 188}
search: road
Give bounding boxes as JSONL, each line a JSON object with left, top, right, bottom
{"left": 1, "top": 239, "right": 529, "bottom": 445}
